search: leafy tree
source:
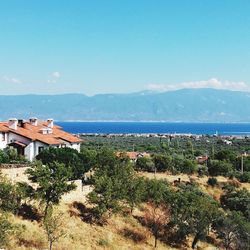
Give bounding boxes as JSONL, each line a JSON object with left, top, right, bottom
{"left": 135, "top": 157, "right": 155, "bottom": 172}
{"left": 80, "top": 148, "right": 97, "bottom": 171}
{"left": 170, "top": 185, "right": 220, "bottom": 248}
{"left": 36, "top": 147, "right": 90, "bottom": 179}
{"left": 95, "top": 148, "right": 118, "bottom": 169}
{"left": 208, "top": 160, "right": 234, "bottom": 176}
{"left": 220, "top": 188, "right": 250, "bottom": 220}
{"left": 145, "top": 178, "right": 171, "bottom": 205}
{"left": 88, "top": 161, "right": 135, "bottom": 218}
{"left": 26, "top": 161, "right": 76, "bottom": 217}
{"left": 0, "top": 174, "right": 21, "bottom": 213}
{"left": 176, "top": 159, "right": 198, "bottom": 174}
{"left": 144, "top": 202, "right": 171, "bottom": 248}
{"left": 214, "top": 211, "right": 250, "bottom": 250}
{"left": 153, "top": 154, "right": 173, "bottom": 172}
{"left": 215, "top": 149, "right": 237, "bottom": 164}
{"left": 0, "top": 149, "right": 8, "bottom": 163}
{"left": 125, "top": 176, "right": 146, "bottom": 214}
{"left": 43, "top": 207, "right": 66, "bottom": 250}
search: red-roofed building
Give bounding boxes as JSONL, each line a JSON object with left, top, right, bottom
{"left": 0, "top": 118, "right": 82, "bottom": 161}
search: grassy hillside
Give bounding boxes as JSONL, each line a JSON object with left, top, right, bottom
{"left": 4, "top": 171, "right": 248, "bottom": 250}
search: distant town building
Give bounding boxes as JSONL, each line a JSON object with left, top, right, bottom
{"left": 0, "top": 118, "right": 81, "bottom": 161}
{"left": 195, "top": 155, "right": 208, "bottom": 164}
{"left": 116, "top": 151, "right": 150, "bottom": 163}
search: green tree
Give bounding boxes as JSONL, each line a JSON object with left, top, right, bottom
{"left": 214, "top": 211, "right": 250, "bottom": 250}
{"left": 80, "top": 148, "right": 97, "bottom": 171}
{"left": 88, "top": 161, "right": 134, "bottom": 218}
{"left": 215, "top": 149, "right": 237, "bottom": 164}
{"left": 220, "top": 188, "right": 250, "bottom": 220}
{"left": 208, "top": 160, "right": 234, "bottom": 176}
{"left": 176, "top": 159, "right": 198, "bottom": 174}
{"left": 36, "top": 147, "right": 90, "bottom": 179}
{"left": 135, "top": 157, "right": 155, "bottom": 172}
{"left": 96, "top": 148, "right": 118, "bottom": 169}
{"left": 26, "top": 161, "right": 76, "bottom": 217}
{"left": 170, "top": 185, "right": 220, "bottom": 248}
{"left": 0, "top": 174, "right": 21, "bottom": 213}
{"left": 153, "top": 154, "right": 173, "bottom": 172}
{"left": 125, "top": 176, "right": 146, "bottom": 214}
{"left": 0, "top": 149, "right": 8, "bottom": 163}
{"left": 145, "top": 178, "right": 171, "bottom": 205}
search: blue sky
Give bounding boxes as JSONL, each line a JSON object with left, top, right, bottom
{"left": 0, "top": 0, "right": 250, "bottom": 95}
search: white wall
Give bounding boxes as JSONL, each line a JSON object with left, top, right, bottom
{"left": 8, "top": 132, "right": 31, "bottom": 145}
{"left": 71, "top": 143, "right": 81, "bottom": 152}
{"left": 0, "top": 132, "right": 8, "bottom": 150}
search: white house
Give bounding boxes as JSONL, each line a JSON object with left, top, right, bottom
{"left": 0, "top": 118, "right": 82, "bottom": 161}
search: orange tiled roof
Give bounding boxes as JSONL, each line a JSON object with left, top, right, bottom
{"left": 0, "top": 123, "right": 9, "bottom": 132}
{"left": 0, "top": 120, "right": 82, "bottom": 145}
{"left": 117, "top": 151, "right": 150, "bottom": 160}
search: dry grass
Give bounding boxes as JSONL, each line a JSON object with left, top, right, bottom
{"left": 1, "top": 169, "right": 233, "bottom": 249}
{"left": 138, "top": 171, "right": 250, "bottom": 192}
{"left": 8, "top": 202, "right": 178, "bottom": 250}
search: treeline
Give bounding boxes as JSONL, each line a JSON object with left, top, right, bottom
{"left": 135, "top": 149, "right": 250, "bottom": 183}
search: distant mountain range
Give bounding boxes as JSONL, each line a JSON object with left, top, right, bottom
{"left": 1, "top": 88, "right": 250, "bottom": 122}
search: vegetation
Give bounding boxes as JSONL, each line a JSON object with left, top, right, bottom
{"left": 43, "top": 208, "right": 66, "bottom": 250}
{"left": 25, "top": 161, "right": 76, "bottom": 218}
{"left": 0, "top": 136, "right": 250, "bottom": 249}
{"left": 0, "top": 147, "right": 28, "bottom": 164}
{"left": 36, "top": 147, "right": 92, "bottom": 179}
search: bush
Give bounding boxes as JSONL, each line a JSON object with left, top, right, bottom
{"left": 220, "top": 188, "right": 250, "bottom": 219}
{"left": 0, "top": 175, "right": 22, "bottom": 213}
{"left": 198, "top": 165, "right": 208, "bottom": 177}
{"left": 121, "top": 228, "right": 147, "bottom": 243}
{"left": 135, "top": 157, "right": 155, "bottom": 172}
{"left": 98, "top": 238, "right": 109, "bottom": 246}
{"left": 0, "top": 213, "right": 14, "bottom": 248}
{"left": 207, "top": 177, "right": 218, "bottom": 187}
{"left": 236, "top": 172, "right": 250, "bottom": 183}
{"left": 153, "top": 154, "right": 173, "bottom": 172}
{"left": 208, "top": 160, "right": 234, "bottom": 176}
{"left": 177, "top": 159, "right": 198, "bottom": 174}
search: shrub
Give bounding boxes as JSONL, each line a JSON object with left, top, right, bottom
{"left": 98, "top": 238, "right": 109, "bottom": 246}
{"left": 236, "top": 172, "right": 250, "bottom": 183}
{"left": 207, "top": 177, "right": 218, "bottom": 187}
{"left": 0, "top": 175, "right": 22, "bottom": 213}
{"left": 121, "top": 228, "right": 147, "bottom": 243}
{"left": 0, "top": 213, "right": 13, "bottom": 247}
{"left": 208, "top": 160, "right": 234, "bottom": 176}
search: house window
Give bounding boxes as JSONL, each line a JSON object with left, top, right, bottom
{"left": 2, "top": 132, "right": 5, "bottom": 141}
{"left": 38, "top": 146, "right": 44, "bottom": 153}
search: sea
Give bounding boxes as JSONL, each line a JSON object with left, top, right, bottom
{"left": 57, "top": 122, "right": 250, "bottom": 136}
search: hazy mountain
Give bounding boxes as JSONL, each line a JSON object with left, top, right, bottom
{"left": 1, "top": 88, "right": 250, "bottom": 122}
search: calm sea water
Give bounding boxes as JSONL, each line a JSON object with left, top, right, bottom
{"left": 57, "top": 122, "right": 250, "bottom": 136}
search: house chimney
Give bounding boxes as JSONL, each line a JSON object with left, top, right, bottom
{"left": 18, "top": 119, "right": 25, "bottom": 128}
{"left": 8, "top": 118, "right": 18, "bottom": 130}
{"left": 29, "top": 117, "right": 38, "bottom": 126}
{"left": 47, "top": 118, "right": 54, "bottom": 129}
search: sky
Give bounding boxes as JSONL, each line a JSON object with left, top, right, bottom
{"left": 0, "top": 0, "right": 250, "bottom": 95}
